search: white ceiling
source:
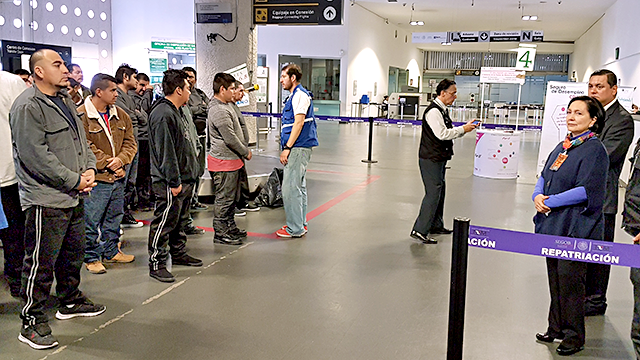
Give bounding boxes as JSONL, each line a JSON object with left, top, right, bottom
{"left": 355, "top": 0, "right": 617, "bottom": 53}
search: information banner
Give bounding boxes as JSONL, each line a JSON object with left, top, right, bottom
{"left": 480, "top": 67, "right": 526, "bottom": 85}
{"left": 618, "top": 86, "right": 636, "bottom": 112}
{"left": 469, "top": 226, "right": 640, "bottom": 268}
{"left": 149, "top": 58, "right": 168, "bottom": 73}
{"left": 535, "top": 81, "right": 588, "bottom": 175}
{"left": 224, "top": 63, "right": 250, "bottom": 84}
{"left": 473, "top": 130, "right": 521, "bottom": 179}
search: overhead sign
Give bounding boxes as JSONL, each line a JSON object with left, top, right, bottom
{"left": 253, "top": 0, "right": 343, "bottom": 25}
{"left": 196, "top": 3, "right": 233, "bottom": 23}
{"left": 490, "top": 31, "right": 521, "bottom": 42}
{"left": 515, "top": 46, "right": 537, "bottom": 71}
{"left": 0, "top": 40, "right": 72, "bottom": 70}
{"left": 151, "top": 41, "right": 196, "bottom": 51}
{"left": 480, "top": 67, "right": 526, "bottom": 85}
{"left": 412, "top": 32, "right": 448, "bottom": 44}
{"left": 412, "top": 30, "right": 543, "bottom": 44}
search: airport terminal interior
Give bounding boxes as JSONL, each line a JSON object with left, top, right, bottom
{"left": 2, "top": 0, "right": 640, "bottom": 358}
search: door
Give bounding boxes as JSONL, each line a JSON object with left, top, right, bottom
{"left": 278, "top": 55, "right": 302, "bottom": 112}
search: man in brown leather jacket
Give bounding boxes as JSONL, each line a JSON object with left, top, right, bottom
{"left": 78, "top": 73, "right": 137, "bottom": 275}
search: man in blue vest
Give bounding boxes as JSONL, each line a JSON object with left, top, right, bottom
{"left": 411, "top": 79, "right": 478, "bottom": 244}
{"left": 276, "top": 64, "right": 319, "bottom": 238}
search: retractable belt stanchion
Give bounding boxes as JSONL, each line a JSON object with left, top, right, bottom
{"left": 361, "top": 116, "right": 378, "bottom": 164}
{"left": 447, "top": 217, "right": 470, "bottom": 360}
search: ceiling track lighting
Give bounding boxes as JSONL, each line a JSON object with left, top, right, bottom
{"left": 520, "top": 2, "right": 538, "bottom": 21}
{"left": 408, "top": 2, "right": 424, "bottom": 26}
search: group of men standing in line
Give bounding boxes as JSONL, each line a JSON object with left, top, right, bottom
{"left": 415, "top": 72, "right": 640, "bottom": 357}
{"left": 0, "top": 47, "right": 319, "bottom": 350}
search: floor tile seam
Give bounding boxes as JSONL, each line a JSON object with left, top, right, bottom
{"left": 35, "top": 243, "right": 255, "bottom": 360}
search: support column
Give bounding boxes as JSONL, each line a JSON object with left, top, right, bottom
{"left": 195, "top": 0, "right": 258, "bottom": 143}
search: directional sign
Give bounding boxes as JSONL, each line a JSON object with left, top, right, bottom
{"left": 253, "top": 0, "right": 343, "bottom": 25}
{"left": 490, "top": 31, "right": 521, "bottom": 42}
{"left": 411, "top": 32, "right": 449, "bottom": 44}
{"left": 516, "top": 47, "right": 537, "bottom": 71}
{"left": 479, "top": 31, "right": 490, "bottom": 42}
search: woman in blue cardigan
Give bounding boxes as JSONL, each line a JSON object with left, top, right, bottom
{"left": 533, "top": 96, "right": 609, "bottom": 356}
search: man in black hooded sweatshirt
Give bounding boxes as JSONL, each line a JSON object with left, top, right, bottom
{"left": 147, "top": 69, "right": 203, "bottom": 283}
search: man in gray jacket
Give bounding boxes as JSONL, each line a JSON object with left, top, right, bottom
{"left": 10, "top": 49, "right": 106, "bottom": 350}
{"left": 208, "top": 73, "right": 252, "bottom": 245}
{"left": 115, "top": 64, "right": 145, "bottom": 226}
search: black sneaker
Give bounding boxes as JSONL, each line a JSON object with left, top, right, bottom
{"left": 214, "top": 235, "right": 243, "bottom": 245}
{"left": 150, "top": 268, "right": 175, "bottom": 283}
{"left": 55, "top": 299, "right": 106, "bottom": 320}
{"left": 120, "top": 213, "right": 143, "bottom": 228}
{"left": 172, "top": 254, "right": 203, "bottom": 267}
{"left": 410, "top": 230, "right": 438, "bottom": 244}
{"left": 240, "top": 203, "right": 260, "bottom": 212}
{"left": 191, "top": 202, "right": 209, "bottom": 211}
{"left": 18, "top": 323, "right": 59, "bottom": 350}
{"left": 229, "top": 228, "right": 248, "bottom": 237}
{"left": 234, "top": 208, "right": 246, "bottom": 217}
{"left": 184, "top": 226, "right": 206, "bottom": 235}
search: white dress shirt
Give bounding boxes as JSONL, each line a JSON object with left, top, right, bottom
{"left": 425, "top": 98, "right": 465, "bottom": 141}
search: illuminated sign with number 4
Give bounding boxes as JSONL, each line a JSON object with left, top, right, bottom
{"left": 516, "top": 46, "right": 536, "bottom": 71}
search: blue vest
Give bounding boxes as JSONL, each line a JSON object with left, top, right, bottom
{"left": 281, "top": 84, "right": 319, "bottom": 149}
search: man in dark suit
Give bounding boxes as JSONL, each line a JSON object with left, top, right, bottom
{"left": 586, "top": 69, "right": 634, "bottom": 316}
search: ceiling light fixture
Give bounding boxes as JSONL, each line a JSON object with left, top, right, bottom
{"left": 408, "top": 3, "right": 424, "bottom": 26}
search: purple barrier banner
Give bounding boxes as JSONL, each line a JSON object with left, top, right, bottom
{"left": 468, "top": 225, "right": 640, "bottom": 268}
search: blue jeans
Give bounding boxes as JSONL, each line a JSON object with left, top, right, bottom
{"left": 84, "top": 180, "right": 125, "bottom": 263}
{"left": 282, "top": 147, "right": 312, "bottom": 235}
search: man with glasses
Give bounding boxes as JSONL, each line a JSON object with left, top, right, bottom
{"left": 411, "top": 79, "right": 478, "bottom": 244}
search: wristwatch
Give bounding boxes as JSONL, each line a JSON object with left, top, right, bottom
{"left": 283, "top": 145, "right": 293, "bottom": 151}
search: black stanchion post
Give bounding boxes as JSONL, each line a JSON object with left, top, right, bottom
{"left": 447, "top": 217, "right": 470, "bottom": 360}
{"left": 361, "top": 116, "right": 378, "bottom": 164}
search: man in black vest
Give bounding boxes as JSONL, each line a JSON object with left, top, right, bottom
{"left": 411, "top": 79, "right": 478, "bottom": 244}
{"left": 585, "top": 69, "right": 634, "bottom": 316}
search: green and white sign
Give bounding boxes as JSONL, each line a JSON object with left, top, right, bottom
{"left": 516, "top": 46, "right": 537, "bottom": 71}
{"left": 149, "top": 58, "right": 168, "bottom": 73}
{"left": 151, "top": 41, "right": 196, "bottom": 51}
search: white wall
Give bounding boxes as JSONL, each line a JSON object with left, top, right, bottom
{"left": 257, "top": 12, "right": 350, "bottom": 114}
{"left": 570, "top": 0, "right": 640, "bottom": 103}
{"left": 346, "top": 4, "right": 422, "bottom": 109}
{"left": 570, "top": 0, "right": 640, "bottom": 184}
{"left": 111, "top": 0, "right": 195, "bottom": 75}
{"left": 257, "top": 3, "right": 423, "bottom": 115}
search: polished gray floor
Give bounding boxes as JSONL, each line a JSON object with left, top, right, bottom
{"left": 0, "top": 122, "right": 636, "bottom": 359}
